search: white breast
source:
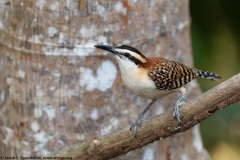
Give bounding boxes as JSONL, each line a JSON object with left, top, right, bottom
{"left": 116, "top": 57, "right": 178, "bottom": 99}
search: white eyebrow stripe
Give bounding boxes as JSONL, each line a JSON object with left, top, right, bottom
{"left": 115, "top": 49, "right": 147, "bottom": 63}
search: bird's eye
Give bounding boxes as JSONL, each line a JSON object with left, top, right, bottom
{"left": 124, "top": 53, "right": 131, "bottom": 57}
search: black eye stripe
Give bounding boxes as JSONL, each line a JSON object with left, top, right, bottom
{"left": 121, "top": 52, "right": 143, "bottom": 65}
{"left": 124, "top": 53, "right": 131, "bottom": 57}
{"left": 129, "top": 56, "right": 143, "bottom": 65}
{"left": 115, "top": 45, "right": 147, "bottom": 61}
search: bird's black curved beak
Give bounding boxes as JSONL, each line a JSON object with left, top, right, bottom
{"left": 94, "top": 45, "right": 117, "bottom": 55}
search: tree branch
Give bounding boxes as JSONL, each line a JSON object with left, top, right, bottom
{"left": 53, "top": 73, "right": 240, "bottom": 160}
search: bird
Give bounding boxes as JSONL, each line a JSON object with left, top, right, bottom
{"left": 94, "top": 44, "right": 221, "bottom": 137}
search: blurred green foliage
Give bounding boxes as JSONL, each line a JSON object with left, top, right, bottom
{"left": 190, "top": 0, "right": 240, "bottom": 156}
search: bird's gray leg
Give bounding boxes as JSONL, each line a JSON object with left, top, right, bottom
{"left": 131, "top": 99, "right": 157, "bottom": 138}
{"left": 173, "top": 92, "right": 186, "bottom": 123}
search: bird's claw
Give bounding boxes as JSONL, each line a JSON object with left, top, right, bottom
{"left": 173, "top": 96, "right": 186, "bottom": 124}
{"left": 130, "top": 99, "right": 157, "bottom": 138}
{"left": 130, "top": 119, "right": 143, "bottom": 138}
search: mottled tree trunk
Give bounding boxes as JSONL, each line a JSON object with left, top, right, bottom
{"left": 0, "top": 0, "right": 209, "bottom": 159}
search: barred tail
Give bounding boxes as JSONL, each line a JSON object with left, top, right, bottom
{"left": 196, "top": 70, "right": 221, "bottom": 81}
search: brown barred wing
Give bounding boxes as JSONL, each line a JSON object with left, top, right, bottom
{"left": 148, "top": 59, "right": 197, "bottom": 90}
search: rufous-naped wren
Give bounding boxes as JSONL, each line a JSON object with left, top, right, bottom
{"left": 95, "top": 44, "right": 221, "bottom": 137}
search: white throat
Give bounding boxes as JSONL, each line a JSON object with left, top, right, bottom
{"left": 115, "top": 56, "right": 137, "bottom": 74}
{"left": 115, "top": 56, "right": 158, "bottom": 98}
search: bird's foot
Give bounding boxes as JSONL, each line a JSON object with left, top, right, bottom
{"left": 173, "top": 97, "right": 186, "bottom": 124}
{"left": 130, "top": 99, "right": 157, "bottom": 138}
{"left": 130, "top": 117, "right": 144, "bottom": 138}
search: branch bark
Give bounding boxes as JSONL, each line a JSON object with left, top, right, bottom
{"left": 53, "top": 73, "right": 240, "bottom": 159}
